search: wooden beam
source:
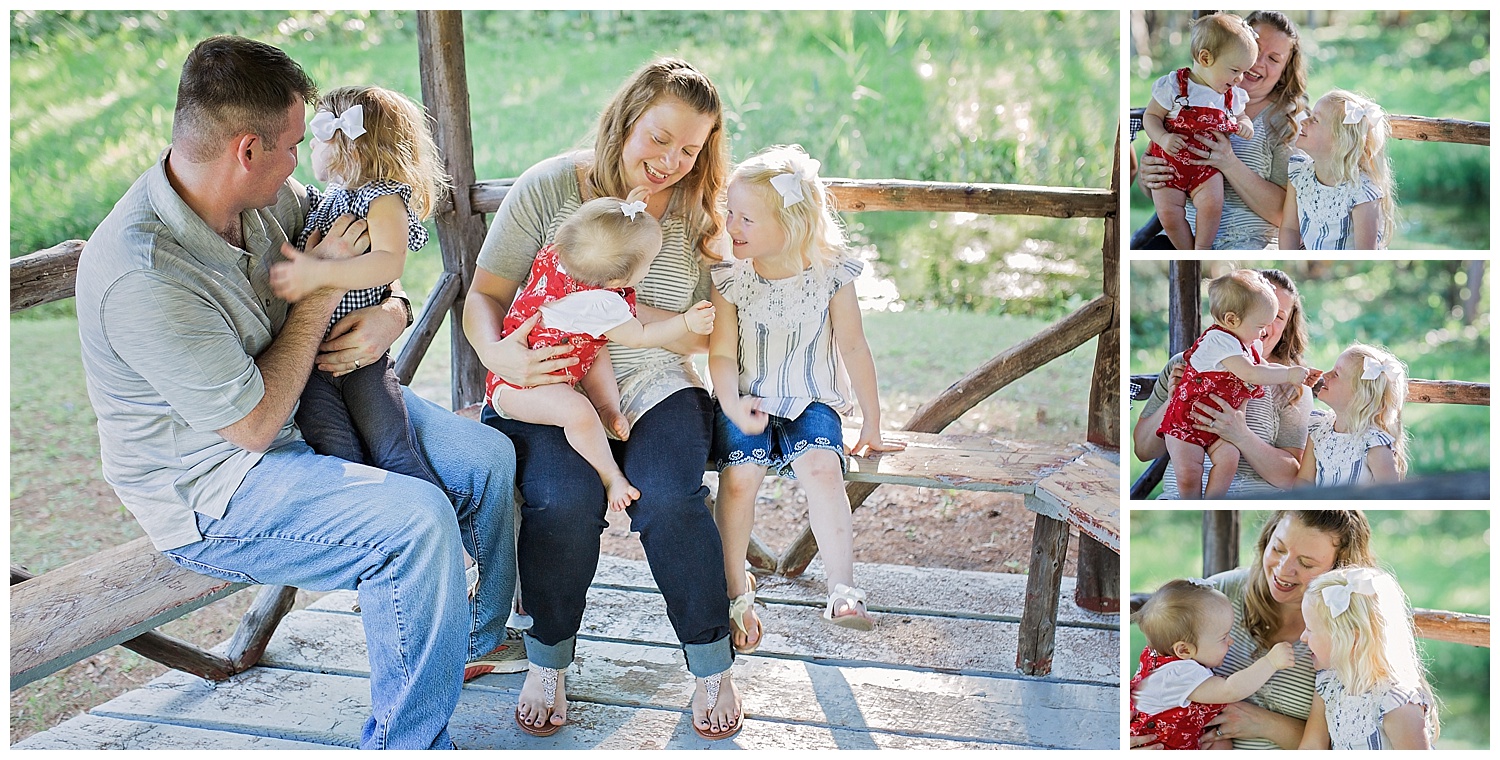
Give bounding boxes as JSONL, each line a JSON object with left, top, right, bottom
{"left": 224, "top": 586, "right": 299, "bottom": 672}
{"left": 1167, "top": 260, "right": 1200, "bottom": 356}
{"left": 1388, "top": 115, "right": 1489, "bottom": 146}
{"left": 11, "top": 537, "right": 245, "bottom": 689}
{"left": 1132, "top": 593, "right": 1489, "bottom": 648}
{"left": 1017, "top": 511, "right": 1071, "bottom": 676}
{"left": 394, "top": 271, "right": 462, "bottom": 385}
{"left": 417, "top": 10, "right": 489, "bottom": 409}
{"left": 1201, "top": 511, "right": 1240, "bottom": 577}
{"left": 745, "top": 534, "right": 778, "bottom": 574}
{"left": 472, "top": 177, "right": 1115, "bottom": 219}
{"left": 1406, "top": 379, "right": 1489, "bottom": 405}
{"left": 1086, "top": 129, "right": 1121, "bottom": 449}
{"left": 10, "top": 240, "right": 84, "bottom": 312}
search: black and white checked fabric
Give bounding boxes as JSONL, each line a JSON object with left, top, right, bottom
{"left": 296, "top": 180, "right": 428, "bottom": 330}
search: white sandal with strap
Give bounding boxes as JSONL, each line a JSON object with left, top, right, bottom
{"left": 514, "top": 665, "right": 564, "bottom": 737}
{"left": 728, "top": 571, "right": 762, "bottom": 654}
{"left": 822, "top": 583, "right": 874, "bottom": 631}
{"left": 693, "top": 669, "right": 743, "bottom": 740}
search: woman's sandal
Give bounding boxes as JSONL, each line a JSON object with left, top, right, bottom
{"left": 822, "top": 583, "right": 874, "bottom": 631}
{"left": 692, "top": 670, "right": 743, "bottom": 741}
{"left": 728, "top": 571, "right": 763, "bottom": 654}
{"left": 513, "top": 665, "right": 565, "bottom": 738}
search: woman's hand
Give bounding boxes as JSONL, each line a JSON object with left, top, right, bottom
{"left": 317, "top": 298, "right": 406, "bottom": 376}
{"left": 1204, "top": 700, "right": 1307, "bottom": 750}
{"left": 478, "top": 312, "right": 578, "bottom": 387}
{"left": 1189, "top": 393, "right": 1255, "bottom": 448}
{"left": 1137, "top": 152, "right": 1178, "bottom": 191}
{"left": 1180, "top": 131, "right": 1239, "bottom": 172}
{"left": 1129, "top": 733, "right": 1162, "bottom": 750}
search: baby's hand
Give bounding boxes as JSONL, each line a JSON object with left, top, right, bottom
{"left": 1157, "top": 133, "right": 1188, "bottom": 156}
{"left": 683, "top": 300, "right": 715, "bottom": 335}
{"left": 625, "top": 186, "right": 652, "bottom": 206}
{"left": 1237, "top": 117, "right": 1255, "bottom": 140}
{"left": 1266, "top": 641, "right": 1296, "bottom": 670}
{"left": 270, "top": 246, "right": 323, "bottom": 303}
{"left": 1285, "top": 365, "right": 1311, "bottom": 386}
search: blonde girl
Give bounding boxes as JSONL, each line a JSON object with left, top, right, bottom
{"left": 708, "top": 145, "right": 905, "bottom": 648}
{"left": 271, "top": 85, "right": 447, "bottom": 487}
{"left": 1280, "top": 90, "right": 1395, "bottom": 250}
{"left": 1298, "top": 343, "right": 1408, "bottom": 487}
{"left": 1299, "top": 567, "right": 1438, "bottom": 749}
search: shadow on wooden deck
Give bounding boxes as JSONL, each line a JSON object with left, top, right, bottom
{"left": 15, "top": 557, "right": 1120, "bottom": 750}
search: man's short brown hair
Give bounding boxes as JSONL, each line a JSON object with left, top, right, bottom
{"left": 172, "top": 35, "right": 317, "bottom": 162}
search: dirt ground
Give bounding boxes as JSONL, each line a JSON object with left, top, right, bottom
{"left": 9, "top": 474, "right": 1087, "bottom": 745}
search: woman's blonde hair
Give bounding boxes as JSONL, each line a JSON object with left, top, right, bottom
{"left": 553, "top": 196, "right": 663, "bottom": 286}
{"left": 1313, "top": 90, "right": 1397, "bottom": 247}
{"left": 1336, "top": 343, "right": 1409, "bottom": 478}
{"left": 1243, "top": 510, "right": 1375, "bottom": 651}
{"left": 729, "top": 145, "right": 848, "bottom": 279}
{"left": 314, "top": 85, "right": 449, "bottom": 220}
{"left": 585, "top": 57, "right": 727, "bottom": 263}
{"left": 1305, "top": 567, "right": 1439, "bottom": 740}
{"left": 1136, "top": 579, "right": 1232, "bottom": 656}
{"left": 1244, "top": 11, "right": 1309, "bottom": 151}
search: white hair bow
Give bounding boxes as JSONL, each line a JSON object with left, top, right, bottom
{"left": 1187, "top": 577, "right": 1213, "bottom": 588}
{"left": 1342, "top": 100, "right": 1381, "bottom": 125}
{"left": 769, "top": 158, "right": 822, "bottom": 208}
{"left": 310, "top": 105, "right": 366, "bottom": 142}
{"left": 1321, "top": 567, "right": 1380, "bottom": 618}
{"left": 619, "top": 199, "right": 648, "bottom": 220}
{"left": 1361, "top": 355, "right": 1401, "bottom": 381}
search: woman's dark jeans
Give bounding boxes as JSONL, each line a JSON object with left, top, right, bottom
{"left": 484, "top": 387, "right": 732, "bottom": 676}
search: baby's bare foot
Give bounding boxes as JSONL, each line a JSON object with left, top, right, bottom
{"left": 605, "top": 475, "right": 640, "bottom": 512}
{"left": 598, "top": 407, "right": 631, "bottom": 441}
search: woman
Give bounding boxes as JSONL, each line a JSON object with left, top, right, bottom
{"left": 1208, "top": 510, "right": 1375, "bottom": 749}
{"left": 1138, "top": 11, "right": 1309, "bottom": 249}
{"left": 1133, "top": 268, "right": 1314, "bottom": 497}
{"left": 463, "top": 58, "right": 742, "bottom": 739}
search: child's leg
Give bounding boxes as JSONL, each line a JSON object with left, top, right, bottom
{"left": 789, "top": 450, "right": 858, "bottom": 593}
{"left": 338, "top": 354, "right": 442, "bottom": 487}
{"left": 1190, "top": 174, "right": 1225, "bottom": 250}
{"left": 715, "top": 462, "right": 767, "bottom": 650}
{"left": 580, "top": 351, "right": 629, "bottom": 441}
{"left": 295, "top": 367, "right": 369, "bottom": 464}
{"left": 1204, "top": 439, "right": 1241, "bottom": 499}
{"left": 1151, "top": 186, "right": 1194, "bottom": 251}
{"left": 1164, "top": 435, "right": 1208, "bottom": 499}
{"left": 496, "top": 384, "right": 639, "bottom": 511}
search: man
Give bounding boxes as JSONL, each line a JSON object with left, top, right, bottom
{"left": 76, "top": 35, "right": 517, "bottom": 749}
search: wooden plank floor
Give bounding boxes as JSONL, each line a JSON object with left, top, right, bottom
{"left": 15, "top": 557, "right": 1120, "bottom": 750}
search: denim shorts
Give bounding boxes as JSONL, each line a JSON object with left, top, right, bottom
{"left": 712, "top": 400, "right": 847, "bottom": 478}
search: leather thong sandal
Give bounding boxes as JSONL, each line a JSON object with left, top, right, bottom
{"left": 692, "top": 670, "right": 743, "bottom": 741}
{"left": 728, "top": 571, "right": 763, "bottom": 654}
{"left": 822, "top": 583, "right": 874, "bottom": 631}
{"left": 514, "top": 665, "right": 565, "bottom": 737}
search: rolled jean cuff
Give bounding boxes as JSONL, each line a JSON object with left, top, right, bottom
{"left": 683, "top": 635, "right": 734, "bottom": 678}
{"left": 523, "top": 632, "right": 575, "bottom": 671}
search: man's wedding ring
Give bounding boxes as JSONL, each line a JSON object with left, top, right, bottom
{"left": 354, "top": 359, "right": 360, "bottom": 369}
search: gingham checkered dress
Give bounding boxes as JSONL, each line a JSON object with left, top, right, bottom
{"left": 296, "top": 180, "right": 428, "bottom": 334}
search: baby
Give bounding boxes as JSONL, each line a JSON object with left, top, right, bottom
{"left": 1157, "top": 269, "right": 1310, "bottom": 498}
{"left": 484, "top": 188, "right": 714, "bottom": 510}
{"left": 1131, "top": 579, "right": 1297, "bottom": 750}
{"left": 1144, "top": 13, "right": 1258, "bottom": 249}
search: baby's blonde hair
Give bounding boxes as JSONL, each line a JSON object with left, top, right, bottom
{"left": 729, "top": 145, "right": 847, "bottom": 280}
{"left": 1305, "top": 567, "right": 1438, "bottom": 740}
{"left": 553, "top": 196, "right": 664, "bottom": 287}
{"left": 1207, "top": 268, "right": 1276, "bottom": 325}
{"left": 314, "top": 85, "right": 449, "bottom": 221}
{"left": 1313, "top": 90, "right": 1396, "bottom": 247}
{"left": 1335, "top": 343, "right": 1409, "bottom": 478}
{"left": 1136, "top": 579, "right": 1232, "bottom": 656}
{"left": 1192, "top": 12, "right": 1258, "bottom": 65}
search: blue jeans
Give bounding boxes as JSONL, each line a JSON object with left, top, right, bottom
{"left": 484, "top": 387, "right": 733, "bottom": 677}
{"left": 296, "top": 353, "right": 442, "bottom": 488}
{"left": 164, "top": 387, "right": 516, "bottom": 750}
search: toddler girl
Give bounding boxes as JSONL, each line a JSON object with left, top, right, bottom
{"left": 1281, "top": 90, "right": 1395, "bottom": 250}
{"left": 708, "top": 145, "right": 904, "bottom": 648}
{"left": 1143, "top": 13, "right": 1258, "bottom": 250}
{"left": 1157, "top": 269, "right": 1310, "bottom": 499}
{"left": 1298, "top": 344, "right": 1407, "bottom": 486}
{"left": 1131, "top": 579, "right": 1297, "bottom": 750}
{"left": 1299, "top": 567, "right": 1438, "bottom": 749}
{"left": 483, "top": 188, "right": 715, "bottom": 511}
{"left": 270, "top": 85, "right": 446, "bottom": 487}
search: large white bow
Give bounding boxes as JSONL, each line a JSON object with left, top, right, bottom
{"left": 769, "top": 158, "right": 822, "bottom": 208}
{"left": 619, "top": 199, "right": 647, "bottom": 220}
{"left": 1361, "top": 355, "right": 1401, "bottom": 381}
{"left": 1342, "top": 100, "right": 1381, "bottom": 126}
{"left": 310, "top": 105, "right": 366, "bottom": 142}
{"left": 1321, "top": 567, "right": 1381, "bottom": 618}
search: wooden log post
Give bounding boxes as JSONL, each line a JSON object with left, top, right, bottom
{"left": 224, "top": 585, "right": 299, "bottom": 672}
{"left": 1075, "top": 129, "right": 1121, "bottom": 614}
{"left": 1202, "top": 511, "right": 1240, "bottom": 577}
{"left": 1168, "top": 260, "right": 1201, "bottom": 356}
{"left": 394, "top": 272, "right": 462, "bottom": 385}
{"left": 1017, "top": 510, "right": 1071, "bottom": 676}
{"left": 10, "top": 240, "right": 84, "bottom": 312}
{"left": 1388, "top": 115, "right": 1490, "bottom": 146}
{"left": 417, "top": 10, "right": 489, "bottom": 409}
{"left": 778, "top": 295, "right": 1114, "bottom": 576}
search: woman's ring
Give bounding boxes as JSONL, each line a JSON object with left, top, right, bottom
{"left": 1216, "top": 729, "right": 1223, "bottom": 737}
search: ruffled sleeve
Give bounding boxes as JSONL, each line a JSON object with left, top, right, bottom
{"left": 538, "top": 289, "right": 635, "bottom": 338}
{"left": 1150, "top": 72, "right": 1180, "bottom": 111}
{"left": 1362, "top": 426, "right": 1395, "bottom": 451}
{"left": 1356, "top": 172, "right": 1385, "bottom": 203}
{"left": 710, "top": 260, "right": 741, "bottom": 303}
{"left": 1380, "top": 682, "right": 1429, "bottom": 715}
{"left": 1229, "top": 86, "right": 1249, "bottom": 116}
{"left": 355, "top": 180, "right": 427, "bottom": 252}
{"left": 827, "top": 256, "right": 864, "bottom": 296}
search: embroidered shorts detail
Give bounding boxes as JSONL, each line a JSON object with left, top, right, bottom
{"left": 712, "top": 400, "right": 847, "bottom": 478}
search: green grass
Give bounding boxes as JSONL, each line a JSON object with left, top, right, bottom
{"left": 1129, "top": 510, "right": 1489, "bottom": 749}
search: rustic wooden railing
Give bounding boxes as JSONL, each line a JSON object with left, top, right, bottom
{"left": 10, "top": 9, "right": 1119, "bottom": 684}
{"left": 1125, "top": 106, "right": 1490, "bottom": 249}
{"left": 1128, "top": 593, "right": 1490, "bottom": 648}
